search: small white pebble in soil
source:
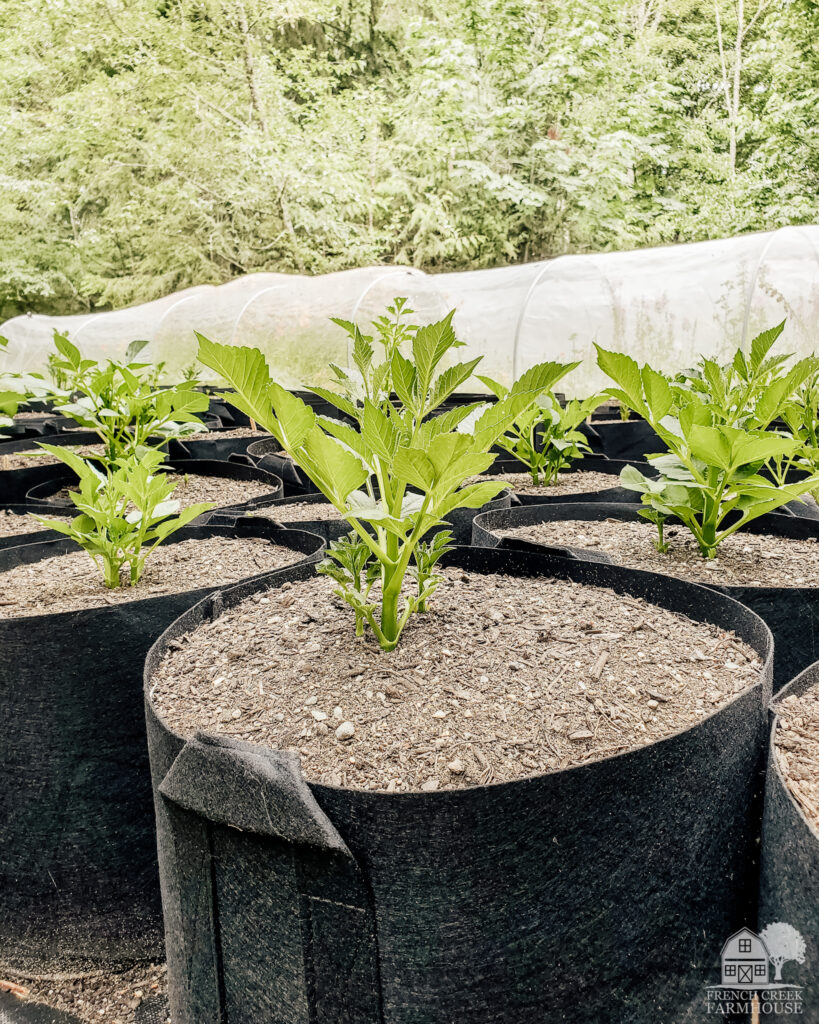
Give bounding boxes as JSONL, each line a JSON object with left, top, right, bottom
{"left": 333, "top": 706, "right": 343, "bottom": 719}
{"left": 336, "top": 721, "right": 355, "bottom": 741}
{"left": 311, "top": 709, "right": 327, "bottom": 721}
{"left": 448, "top": 759, "right": 465, "bottom": 774}
{"left": 305, "top": 696, "right": 317, "bottom": 706}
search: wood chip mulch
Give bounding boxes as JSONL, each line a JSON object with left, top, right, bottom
{"left": 152, "top": 568, "right": 761, "bottom": 792}
{"left": 470, "top": 468, "right": 622, "bottom": 496}
{"left": 501, "top": 517, "right": 819, "bottom": 587}
{"left": 0, "top": 536, "right": 304, "bottom": 618}
{"left": 251, "top": 501, "right": 342, "bottom": 523}
{"left": 775, "top": 686, "right": 819, "bottom": 833}
{"left": 0, "top": 510, "right": 69, "bottom": 539}
{"left": 50, "top": 472, "right": 277, "bottom": 510}
{"left": 182, "top": 427, "right": 270, "bottom": 440}
{"left": 0, "top": 962, "right": 167, "bottom": 1024}
{"left": 0, "top": 445, "right": 106, "bottom": 472}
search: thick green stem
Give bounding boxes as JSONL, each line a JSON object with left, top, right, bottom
{"left": 103, "top": 556, "right": 122, "bottom": 589}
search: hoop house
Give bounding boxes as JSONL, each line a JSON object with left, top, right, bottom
{"left": 2, "top": 228, "right": 817, "bottom": 394}
{"left": 513, "top": 226, "right": 819, "bottom": 396}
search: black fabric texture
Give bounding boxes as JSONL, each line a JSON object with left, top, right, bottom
{"left": 144, "top": 546, "right": 772, "bottom": 1024}
{"left": 759, "top": 663, "right": 819, "bottom": 1023}
{"left": 0, "top": 432, "right": 102, "bottom": 504}
{"left": 474, "top": 502, "right": 819, "bottom": 693}
{"left": 0, "top": 992, "right": 80, "bottom": 1024}
{"left": 25, "top": 459, "right": 283, "bottom": 513}
{"left": 0, "top": 505, "right": 65, "bottom": 551}
{"left": 213, "top": 488, "right": 512, "bottom": 546}
{"left": 578, "top": 417, "right": 661, "bottom": 461}
{"left": 0, "top": 521, "right": 324, "bottom": 971}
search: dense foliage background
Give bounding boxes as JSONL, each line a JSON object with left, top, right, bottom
{"left": 1, "top": 0, "right": 816, "bottom": 319}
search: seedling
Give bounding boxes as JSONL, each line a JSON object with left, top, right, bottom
{"left": 479, "top": 365, "right": 602, "bottom": 484}
{"left": 32, "top": 446, "right": 214, "bottom": 588}
{"left": 198, "top": 300, "right": 552, "bottom": 650}
{"left": 39, "top": 333, "right": 209, "bottom": 466}
{"left": 597, "top": 322, "right": 819, "bottom": 558}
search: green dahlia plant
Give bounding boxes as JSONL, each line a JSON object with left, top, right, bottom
{"left": 478, "top": 363, "right": 602, "bottom": 485}
{"left": 198, "top": 300, "right": 552, "bottom": 650}
{"left": 596, "top": 322, "right": 819, "bottom": 558}
{"left": 39, "top": 333, "right": 209, "bottom": 466}
{"left": 33, "top": 446, "right": 214, "bottom": 588}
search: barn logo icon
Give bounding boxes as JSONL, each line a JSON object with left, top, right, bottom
{"left": 705, "top": 923, "right": 806, "bottom": 1015}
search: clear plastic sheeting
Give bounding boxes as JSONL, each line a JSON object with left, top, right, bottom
{"left": 1, "top": 227, "right": 818, "bottom": 394}
{"left": 514, "top": 227, "right": 819, "bottom": 395}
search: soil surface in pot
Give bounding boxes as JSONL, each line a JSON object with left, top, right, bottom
{"left": 774, "top": 687, "right": 819, "bottom": 831}
{"left": 0, "top": 962, "right": 167, "bottom": 1024}
{"left": 0, "top": 509, "right": 69, "bottom": 539}
{"left": 182, "top": 426, "right": 271, "bottom": 441}
{"left": 152, "top": 570, "right": 760, "bottom": 792}
{"left": 502, "top": 518, "right": 819, "bottom": 588}
{"left": 1, "top": 445, "right": 105, "bottom": 472}
{"left": 0, "top": 536, "right": 303, "bottom": 619}
{"left": 251, "top": 500, "right": 342, "bottom": 523}
{"left": 469, "top": 468, "right": 622, "bottom": 496}
{"left": 52, "top": 472, "right": 275, "bottom": 509}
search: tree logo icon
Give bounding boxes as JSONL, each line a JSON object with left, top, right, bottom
{"left": 759, "top": 923, "right": 807, "bottom": 983}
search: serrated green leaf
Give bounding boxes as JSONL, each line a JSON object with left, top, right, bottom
{"left": 196, "top": 335, "right": 279, "bottom": 435}
{"left": 641, "top": 365, "right": 673, "bottom": 420}
{"left": 595, "top": 346, "right": 647, "bottom": 417}
{"left": 749, "top": 320, "right": 786, "bottom": 373}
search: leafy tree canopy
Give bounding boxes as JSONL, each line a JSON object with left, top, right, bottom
{"left": 0, "top": 0, "right": 816, "bottom": 318}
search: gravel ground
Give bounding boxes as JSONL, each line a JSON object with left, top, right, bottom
{"left": 152, "top": 568, "right": 760, "bottom": 792}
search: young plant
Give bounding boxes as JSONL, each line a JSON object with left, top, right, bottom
{"left": 0, "top": 388, "right": 20, "bottom": 429}
{"left": 197, "top": 302, "right": 551, "bottom": 650}
{"left": 597, "top": 322, "right": 819, "bottom": 558}
{"left": 32, "top": 446, "right": 214, "bottom": 588}
{"left": 479, "top": 365, "right": 602, "bottom": 484}
{"left": 41, "top": 333, "right": 209, "bottom": 466}
{"left": 768, "top": 363, "right": 819, "bottom": 487}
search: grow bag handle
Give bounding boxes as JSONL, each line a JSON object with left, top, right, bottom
{"left": 160, "top": 732, "right": 352, "bottom": 855}
{"left": 160, "top": 733, "right": 384, "bottom": 1024}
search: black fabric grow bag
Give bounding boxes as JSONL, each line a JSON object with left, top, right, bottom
{"left": 482, "top": 454, "right": 656, "bottom": 506}
{"left": 579, "top": 416, "right": 661, "bottom": 461}
{"left": 0, "top": 521, "right": 324, "bottom": 971}
{"left": 759, "top": 662, "right": 819, "bottom": 1013}
{"left": 245, "top": 436, "right": 320, "bottom": 496}
{"left": 166, "top": 431, "right": 269, "bottom": 464}
{"left": 473, "top": 501, "right": 819, "bottom": 692}
{"left": 145, "top": 546, "right": 772, "bottom": 1024}
{"left": 214, "top": 487, "right": 512, "bottom": 546}
{"left": 25, "top": 458, "right": 283, "bottom": 513}
{"left": 0, "top": 431, "right": 102, "bottom": 504}
{"left": 0, "top": 504, "right": 68, "bottom": 552}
